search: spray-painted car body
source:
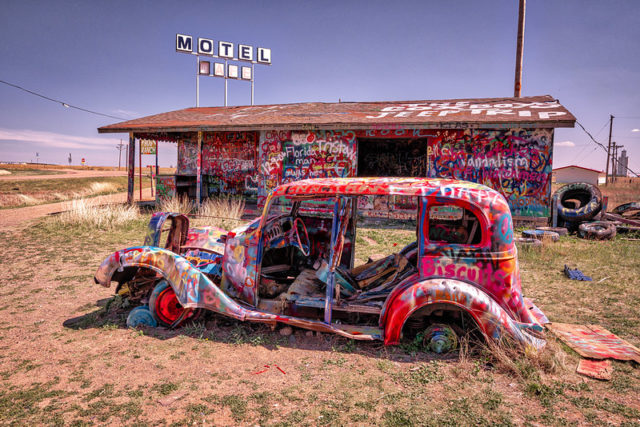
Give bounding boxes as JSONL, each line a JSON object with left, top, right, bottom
{"left": 95, "top": 177, "right": 546, "bottom": 350}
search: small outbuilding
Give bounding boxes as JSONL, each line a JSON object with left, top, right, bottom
{"left": 553, "top": 165, "right": 605, "bottom": 186}
{"left": 98, "top": 95, "right": 575, "bottom": 219}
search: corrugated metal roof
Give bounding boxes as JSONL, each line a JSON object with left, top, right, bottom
{"left": 98, "top": 95, "right": 575, "bottom": 134}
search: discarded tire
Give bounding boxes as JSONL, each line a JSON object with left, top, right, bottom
{"left": 554, "top": 183, "right": 602, "bottom": 222}
{"left": 522, "top": 229, "right": 560, "bottom": 242}
{"left": 514, "top": 237, "right": 543, "bottom": 248}
{"left": 612, "top": 202, "right": 640, "bottom": 219}
{"left": 535, "top": 226, "right": 568, "bottom": 237}
{"left": 578, "top": 221, "right": 617, "bottom": 240}
{"left": 126, "top": 306, "right": 158, "bottom": 328}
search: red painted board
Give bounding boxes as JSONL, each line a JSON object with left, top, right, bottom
{"left": 576, "top": 359, "right": 612, "bottom": 381}
{"left": 547, "top": 323, "right": 640, "bottom": 363}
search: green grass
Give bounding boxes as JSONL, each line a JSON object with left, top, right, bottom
{"left": 0, "top": 175, "right": 152, "bottom": 209}
{"left": 0, "top": 175, "right": 149, "bottom": 194}
{"left": 1, "top": 168, "right": 65, "bottom": 176}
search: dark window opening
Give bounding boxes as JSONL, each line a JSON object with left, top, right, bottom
{"left": 428, "top": 205, "right": 481, "bottom": 245}
{"left": 357, "top": 138, "right": 428, "bottom": 177}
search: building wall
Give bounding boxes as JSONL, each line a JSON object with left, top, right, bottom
{"left": 176, "top": 127, "right": 554, "bottom": 217}
{"left": 426, "top": 128, "right": 553, "bottom": 217}
{"left": 555, "top": 167, "right": 600, "bottom": 186}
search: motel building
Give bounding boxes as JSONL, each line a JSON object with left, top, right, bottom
{"left": 97, "top": 95, "right": 576, "bottom": 220}
{"left": 553, "top": 165, "right": 605, "bottom": 186}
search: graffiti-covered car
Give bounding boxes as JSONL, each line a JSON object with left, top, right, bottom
{"left": 94, "top": 177, "right": 547, "bottom": 352}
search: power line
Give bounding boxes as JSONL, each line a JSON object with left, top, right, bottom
{"left": 0, "top": 79, "right": 126, "bottom": 121}
{"left": 575, "top": 120, "right": 638, "bottom": 177}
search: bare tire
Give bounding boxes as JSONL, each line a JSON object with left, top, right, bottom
{"left": 522, "top": 229, "right": 560, "bottom": 242}
{"left": 578, "top": 221, "right": 617, "bottom": 240}
{"left": 554, "top": 183, "right": 602, "bottom": 222}
{"left": 612, "top": 202, "right": 640, "bottom": 219}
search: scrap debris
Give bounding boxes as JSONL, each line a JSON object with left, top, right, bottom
{"left": 547, "top": 323, "right": 640, "bottom": 364}
{"left": 547, "top": 323, "right": 640, "bottom": 381}
{"left": 564, "top": 265, "right": 592, "bottom": 281}
{"left": 252, "top": 364, "right": 286, "bottom": 375}
{"left": 576, "top": 359, "right": 613, "bottom": 381}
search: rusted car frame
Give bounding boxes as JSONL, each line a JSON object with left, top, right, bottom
{"left": 95, "top": 177, "right": 546, "bottom": 351}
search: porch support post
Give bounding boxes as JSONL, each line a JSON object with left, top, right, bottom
{"left": 127, "top": 132, "right": 135, "bottom": 204}
{"left": 196, "top": 131, "right": 203, "bottom": 207}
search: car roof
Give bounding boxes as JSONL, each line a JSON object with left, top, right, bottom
{"left": 272, "top": 177, "right": 502, "bottom": 200}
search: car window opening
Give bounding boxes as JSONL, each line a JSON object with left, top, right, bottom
{"left": 257, "top": 195, "right": 419, "bottom": 324}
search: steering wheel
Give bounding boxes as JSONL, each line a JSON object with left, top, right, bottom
{"left": 293, "top": 217, "right": 311, "bottom": 256}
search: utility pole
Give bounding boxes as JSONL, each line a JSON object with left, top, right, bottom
{"left": 116, "top": 139, "right": 126, "bottom": 170}
{"left": 605, "top": 115, "right": 614, "bottom": 185}
{"left": 513, "top": 0, "right": 526, "bottom": 97}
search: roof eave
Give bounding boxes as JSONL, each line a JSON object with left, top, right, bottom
{"left": 98, "top": 119, "right": 575, "bottom": 134}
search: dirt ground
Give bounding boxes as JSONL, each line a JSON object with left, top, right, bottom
{"left": 1, "top": 211, "right": 639, "bottom": 426}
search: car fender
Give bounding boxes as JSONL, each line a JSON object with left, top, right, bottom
{"left": 94, "top": 246, "right": 249, "bottom": 321}
{"left": 381, "top": 277, "right": 545, "bottom": 350}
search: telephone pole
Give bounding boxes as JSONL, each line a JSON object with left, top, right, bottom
{"left": 605, "top": 115, "right": 614, "bottom": 185}
{"left": 116, "top": 139, "right": 126, "bottom": 170}
{"left": 513, "top": 0, "right": 526, "bottom": 97}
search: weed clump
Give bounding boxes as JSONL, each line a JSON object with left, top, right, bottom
{"left": 56, "top": 198, "right": 141, "bottom": 230}
{"left": 160, "top": 195, "right": 245, "bottom": 230}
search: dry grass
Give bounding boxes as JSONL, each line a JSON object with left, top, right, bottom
{"left": 160, "top": 195, "right": 246, "bottom": 230}
{"left": 600, "top": 178, "right": 640, "bottom": 208}
{"left": 193, "top": 196, "right": 246, "bottom": 229}
{"left": 0, "top": 169, "right": 11, "bottom": 175}
{"left": 159, "top": 194, "right": 194, "bottom": 215}
{"left": 56, "top": 198, "right": 141, "bottom": 230}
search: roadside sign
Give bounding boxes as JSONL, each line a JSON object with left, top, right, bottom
{"left": 140, "top": 139, "right": 157, "bottom": 155}
{"left": 81, "top": 158, "right": 85, "bottom": 165}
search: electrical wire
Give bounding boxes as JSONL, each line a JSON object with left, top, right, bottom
{"left": 575, "top": 120, "right": 639, "bottom": 177}
{"left": 0, "top": 79, "right": 126, "bottom": 121}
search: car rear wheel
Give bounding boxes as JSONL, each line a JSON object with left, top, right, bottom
{"left": 149, "top": 280, "right": 202, "bottom": 327}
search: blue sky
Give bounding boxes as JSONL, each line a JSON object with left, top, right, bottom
{"left": 1, "top": 0, "right": 638, "bottom": 173}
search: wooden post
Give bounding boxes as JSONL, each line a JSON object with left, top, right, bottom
{"left": 127, "top": 132, "right": 135, "bottom": 204}
{"left": 605, "top": 115, "right": 614, "bottom": 185}
{"left": 514, "top": 0, "right": 526, "bottom": 97}
{"left": 196, "top": 131, "right": 202, "bottom": 207}
{"left": 139, "top": 139, "right": 142, "bottom": 201}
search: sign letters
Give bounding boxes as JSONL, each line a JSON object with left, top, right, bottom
{"left": 175, "top": 33, "right": 271, "bottom": 64}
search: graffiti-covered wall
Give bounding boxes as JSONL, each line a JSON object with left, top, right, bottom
{"left": 202, "top": 132, "right": 258, "bottom": 200}
{"left": 177, "top": 132, "right": 259, "bottom": 201}
{"left": 177, "top": 127, "right": 552, "bottom": 217}
{"left": 426, "top": 128, "right": 553, "bottom": 217}
{"left": 177, "top": 135, "right": 198, "bottom": 175}
{"left": 258, "top": 130, "right": 357, "bottom": 205}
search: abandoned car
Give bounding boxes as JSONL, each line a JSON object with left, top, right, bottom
{"left": 94, "top": 177, "right": 547, "bottom": 352}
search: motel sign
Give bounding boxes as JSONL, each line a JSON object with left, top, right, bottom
{"left": 175, "top": 34, "right": 272, "bottom": 107}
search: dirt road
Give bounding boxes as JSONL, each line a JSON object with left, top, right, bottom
{"left": 0, "top": 168, "right": 128, "bottom": 181}
{"left": 0, "top": 192, "right": 129, "bottom": 230}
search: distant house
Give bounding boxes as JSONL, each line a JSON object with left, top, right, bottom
{"left": 553, "top": 165, "right": 605, "bottom": 186}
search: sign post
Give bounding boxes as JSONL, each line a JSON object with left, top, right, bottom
{"left": 140, "top": 139, "right": 157, "bottom": 200}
